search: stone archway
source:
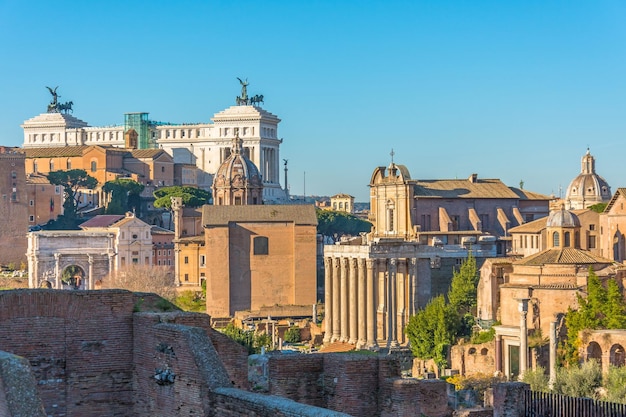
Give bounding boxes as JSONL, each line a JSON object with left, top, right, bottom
{"left": 610, "top": 344, "right": 625, "bottom": 367}
{"left": 587, "top": 341, "right": 603, "bottom": 368}
{"left": 61, "top": 265, "right": 86, "bottom": 290}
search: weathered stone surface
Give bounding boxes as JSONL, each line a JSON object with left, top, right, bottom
{"left": 0, "top": 351, "right": 46, "bottom": 417}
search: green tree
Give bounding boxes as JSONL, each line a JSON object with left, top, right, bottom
{"left": 102, "top": 178, "right": 144, "bottom": 215}
{"left": 153, "top": 186, "right": 212, "bottom": 209}
{"left": 405, "top": 295, "right": 457, "bottom": 370}
{"left": 588, "top": 203, "right": 607, "bottom": 213}
{"left": 448, "top": 252, "right": 478, "bottom": 315}
{"left": 316, "top": 209, "right": 372, "bottom": 238}
{"left": 564, "top": 268, "right": 626, "bottom": 363}
{"left": 47, "top": 169, "right": 98, "bottom": 228}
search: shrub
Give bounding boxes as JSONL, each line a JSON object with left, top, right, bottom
{"left": 284, "top": 326, "right": 301, "bottom": 343}
{"left": 553, "top": 360, "right": 602, "bottom": 398}
{"left": 521, "top": 365, "right": 550, "bottom": 392}
{"left": 603, "top": 365, "right": 626, "bottom": 404}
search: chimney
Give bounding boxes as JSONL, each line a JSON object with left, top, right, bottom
{"left": 469, "top": 173, "right": 478, "bottom": 183}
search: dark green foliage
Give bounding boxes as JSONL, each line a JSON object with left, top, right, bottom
{"left": 316, "top": 209, "right": 372, "bottom": 237}
{"left": 284, "top": 326, "right": 301, "bottom": 343}
{"left": 221, "top": 323, "right": 271, "bottom": 354}
{"left": 588, "top": 203, "right": 608, "bottom": 213}
{"left": 448, "top": 252, "right": 479, "bottom": 317}
{"left": 470, "top": 326, "right": 496, "bottom": 344}
{"left": 406, "top": 253, "right": 480, "bottom": 366}
{"left": 46, "top": 169, "right": 98, "bottom": 222}
{"left": 406, "top": 295, "right": 457, "bottom": 369}
{"left": 102, "top": 179, "right": 144, "bottom": 215}
{"left": 153, "top": 186, "right": 211, "bottom": 209}
{"left": 564, "top": 267, "right": 626, "bottom": 363}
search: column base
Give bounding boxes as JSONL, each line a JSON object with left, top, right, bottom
{"left": 331, "top": 334, "right": 341, "bottom": 343}
{"left": 366, "top": 341, "right": 379, "bottom": 351}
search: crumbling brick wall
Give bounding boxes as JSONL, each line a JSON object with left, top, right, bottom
{"left": 0, "top": 289, "right": 135, "bottom": 417}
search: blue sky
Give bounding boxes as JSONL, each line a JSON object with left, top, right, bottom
{"left": 1, "top": 1, "right": 625, "bottom": 202}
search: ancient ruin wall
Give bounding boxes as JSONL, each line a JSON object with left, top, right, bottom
{"left": 0, "top": 290, "right": 135, "bottom": 417}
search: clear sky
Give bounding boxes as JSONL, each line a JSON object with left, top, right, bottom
{"left": 1, "top": 1, "right": 625, "bottom": 202}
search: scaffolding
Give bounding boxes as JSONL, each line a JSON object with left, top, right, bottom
{"left": 124, "top": 113, "right": 156, "bottom": 149}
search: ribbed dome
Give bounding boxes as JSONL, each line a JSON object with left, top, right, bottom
{"left": 214, "top": 136, "right": 262, "bottom": 188}
{"left": 546, "top": 206, "right": 580, "bottom": 228}
{"left": 565, "top": 149, "right": 611, "bottom": 209}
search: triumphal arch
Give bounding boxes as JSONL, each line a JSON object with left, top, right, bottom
{"left": 27, "top": 231, "right": 116, "bottom": 290}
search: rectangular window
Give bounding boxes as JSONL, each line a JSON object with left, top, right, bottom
{"left": 200, "top": 255, "right": 206, "bottom": 267}
{"left": 121, "top": 257, "right": 126, "bottom": 266}
{"left": 253, "top": 236, "right": 269, "bottom": 255}
{"left": 158, "top": 260, "right": 161, "bottom": 266}
{"left": 29, "top": 200, "right": 34, "bottom": 206}
{"left": 184, "top": 274, "right": 189, "bottom": 282}
{"left": 158, "top": 250, "right": 161, "bottom": 256}
{"left": 168, "top": 250, "right": 171, "bottom": 256}
{"left": 29, "top": 215, "right": 34, "bottom": 222}
{"left": 132, "top": 258, "right": 138, "bottom": 264}
{"left": 589, "top": 224, "right": 596, "bottom": 231}
{"left": 184, "top": 256, "right": 189, "bottom": 264}
{"left": 588, "top": 235, "right": 596, "bottom": 249}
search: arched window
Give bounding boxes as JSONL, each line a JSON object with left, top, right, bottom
{"left": 91, "top": 161, "right": 97, "bottom": 172}
{"left": 564, "top": 232, "right": 571, "bottom": 247}
{"left": 553, "top": 231, "right": 560, "bottom": 247}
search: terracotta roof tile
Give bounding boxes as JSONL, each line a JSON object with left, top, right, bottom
{"left": 79, "top": 215, "right": 125, "bottom": 228}
{"left": 515, "top": 248, "right": 614, "bottom": 266}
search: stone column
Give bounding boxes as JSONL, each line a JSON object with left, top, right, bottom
{"left": 517, "top": 298, "right": 530, "bottom": 377}
{"left": 332, "top": 258, "right": 341, "bottom": 342}
{"left": 340, "top": 257, "right": 349, "bottom": 342}
{"left": 349, "top": 258, "right": 358, "bottom": 344}
{"left": 366, "top": 259, "right": 378, "bottom": 350}
{"left": 108, "top": 253, "right": 115, "bottom": 278}
{"left": 409, "top": 258, "right": 418, "bottom": 315}
{"left": 377, "top": 259, "right": 386, "bottom": 343}
{"left": 357, "top": 258, "right": 367, "bottom": 349}
{"left": 87, "top": 254, "right": 94, "bottom": 290}
{"left": 323, "top": 257, "right": 333, "bottom": 344}
{"left": 388, "top": 258, "right": 399, "bottom": 348}
{"left": 495, "top": 334, "right": 503, "bottom": 374}
{"left": 54, "top": 253, "right": 61, "bottom": 289}
{"left": 549, "top": 318, "right": 557, "bottom": 388}
{"left": 396, "top": 259, "right": 406, "bottom": 345}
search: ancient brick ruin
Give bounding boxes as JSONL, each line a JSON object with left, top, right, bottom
{"left": 0, "top": 289, "right": 530, "bottom": 416}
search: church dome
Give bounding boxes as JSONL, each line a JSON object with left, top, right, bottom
{"left": 565, "top": 149, "right": 611, "bottom": 210}
{"left": 212, "top": 135, "right": 263, "bottom": 205}
{"left": 546, "top": 206, "right": 580, "bottom": 228}
{"left": 214, "top": 136, "right": 262, "bottom": 188}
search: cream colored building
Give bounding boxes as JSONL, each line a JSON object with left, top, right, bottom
{"left": 330, "top": 194, "right": 355, "bottom": 213}
{"left": 22, "top": 85, "right": 286, "bottom": 202}
{"left": 80, "top": 213, "right": 154, "bottom": 268}
{"left": 486, "top": 207, "right": 625, "bottom": 379}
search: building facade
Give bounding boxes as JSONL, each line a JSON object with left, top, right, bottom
{"left": 201, "top": 205, "right": 318, "bottom": 318}
{"left": 22, "top": 84, "right": 286, "bottom": 202}
{"left": 0, "top": 147, "right": 28, "bottom": 266}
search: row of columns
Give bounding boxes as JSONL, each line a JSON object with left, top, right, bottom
{"left": 323, "top": 256, "right": 420, "bottom": 349}
{"left": 261, "top": 147, "right": 278, "bottom": 184}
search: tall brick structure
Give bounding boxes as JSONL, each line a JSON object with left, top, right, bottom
{"left": 0, "top": 147, "right": 28, "bottom": 266}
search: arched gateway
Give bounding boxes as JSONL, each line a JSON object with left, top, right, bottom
{"left": 27, "top": 231, "right": 116, "bottom": 289}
